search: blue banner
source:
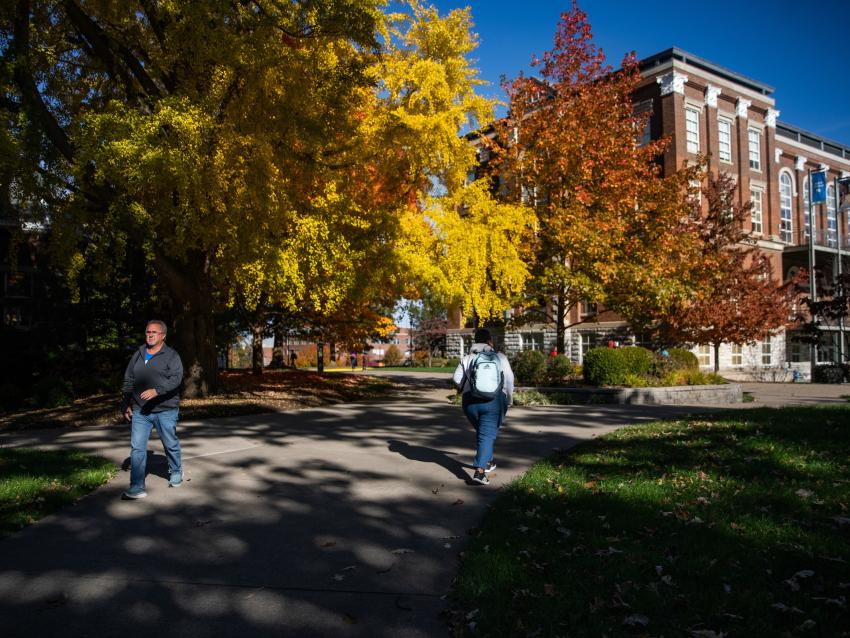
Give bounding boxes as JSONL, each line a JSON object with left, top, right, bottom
{"left": 811, "top": 171, "right": 827, "bottom": 204}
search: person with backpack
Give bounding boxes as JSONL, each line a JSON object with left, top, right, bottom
{"left": 453, "top": 328, "right": 514, "bottom": 485}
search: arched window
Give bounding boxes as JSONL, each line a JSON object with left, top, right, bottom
{"left": 779, "top": 172, "right": 793, "bottom": 243}
{"left": 802, "top": 176, "right": 811, "bottom": 239}
{"left": 827, "top": 183, "right": 837, "bottom": 247}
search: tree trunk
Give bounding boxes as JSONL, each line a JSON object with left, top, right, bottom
{"left": 713, "top": 342, "right": 720, "bottom": 373}
{"left": 251, "top": 323, "right": 264, "bottom": 375}
{"left": 556, "top": 289, "right": 567, "bottom": 355}
{"left": 154, "top": 250, "right": 218, "bottom": 397}
{"left": 330, "top": 341, "right": 336, "bottom": 365}
{"left": 270, "top": 318, "right": 285, "bottom": 368}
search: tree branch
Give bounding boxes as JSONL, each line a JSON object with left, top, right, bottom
{"left": 12, "top": 0, "right": 75, "bottom": 162}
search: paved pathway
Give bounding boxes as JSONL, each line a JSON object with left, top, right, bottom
{"left": 0, "top": 376, "right": 845, "bottom": 637}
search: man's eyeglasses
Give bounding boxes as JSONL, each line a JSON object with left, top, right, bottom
{"left": 145, "top": 331, "right": 162, "bottom": 335}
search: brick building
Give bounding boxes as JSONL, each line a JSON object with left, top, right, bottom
{"left": 448, "top": 48, "right": 850, "bottom": 380}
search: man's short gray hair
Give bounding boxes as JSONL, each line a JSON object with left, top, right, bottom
{"left": 146, "top": 320, "right": 168, "bottom": 335}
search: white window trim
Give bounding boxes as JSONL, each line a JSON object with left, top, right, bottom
{"left": 750, "top": 186, "right": 764, "bottom": 235}
{"left": 748, "top": 128, "right": 762, "bottom": 172}
{"left": 779, "top": 170, "right": 794, "bottom": 243}
{"left": 685, "top": 106, "right": 701, "bottom": 154}
{"left": 717, "top": 116, "right": 733, "bottom": 164}
{"left": 731, "top": 344, "right": 744, "bottom": 367}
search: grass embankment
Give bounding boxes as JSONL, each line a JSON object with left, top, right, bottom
{"left": 0, "top": 369, "right": 396, "bottom": 430}
{"left": 452, "top": 406, "right": 850, "bottom": 637}
{"left": 0, "top": 448, "right": 116, "bottom": 537}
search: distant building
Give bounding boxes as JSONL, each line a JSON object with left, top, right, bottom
{"left": 450, "top": 48, "right": 850, "bottom": 380}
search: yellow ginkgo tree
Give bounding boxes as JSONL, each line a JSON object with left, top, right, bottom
{"left": 4, "top": 0, "right": 531, "bottom": 393}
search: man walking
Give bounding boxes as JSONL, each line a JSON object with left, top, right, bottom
{"left": 121, "top": 320, "right": 184, "bottom": 499}
{"left": 453, "top": 328, "right": 514, "bottom": 485}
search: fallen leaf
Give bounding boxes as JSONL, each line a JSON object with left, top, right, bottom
{"left": 452, "top": 499, "right": 464, "bottom": 506}
{"left": 391, "top": 548, "right": 414, "bottom": 555}
{"left": 320, "top": 541, "right": 336, "bottom": 548}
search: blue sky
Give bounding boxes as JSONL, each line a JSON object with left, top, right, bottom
{"left": 428, "top": 0, "right": 850, "bottom": 146}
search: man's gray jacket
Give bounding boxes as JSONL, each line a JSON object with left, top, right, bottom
{"left": 121, "top": 344, "right": 184, "bottom": 414}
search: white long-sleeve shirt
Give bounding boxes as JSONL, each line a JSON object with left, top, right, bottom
{"left": 452, "top": 343, "right": 514, "bottom": 404}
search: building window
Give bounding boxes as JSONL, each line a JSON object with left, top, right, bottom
{"left": 685, "top": 108, "right": 700, "bottom": 154}
{"left": 761, "top": 337, "right": 772, "bottom": 365}
{"left": 750, "top": 187, "right": 763, "bottom": 234}
{"left": 580, "top": 332, "right": 600, "bottom": 359}
{"left": 697, "top": 344, "right": 711, "bottom": 367}
{"left": 519, "top": 332, "right": 544, "bottom": 351}
{"left": 827, "top": 183, "right": 837, "bottom": 247}
{"left": 718, "top": 118, "right": 732, "bottom": 163}
{"left": 803, "top": 176, "right": 811, "bottom": 239}
{"left": 779, "top": 172, "right": 793, "bottom": 243}
{"left": 748, "top": 128, "right": 761, "bottom": 171}
{"left": 731, "top": 343, "right": 743, "bottom": 366}
{"left": 634, "top": 99, "right": 652, "bottom": 146}
{"left": 580, "top": 300, "right": 597, "bottom": 317}
{"left": 790, "top": 340, "right": 803, "bottom": 363}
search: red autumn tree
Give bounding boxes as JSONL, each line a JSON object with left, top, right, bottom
{"left": 657, "top": 172, "right": 799, "bottom": 371}
{"left": 486, "top": 1, "right": 703, "bottom": 353}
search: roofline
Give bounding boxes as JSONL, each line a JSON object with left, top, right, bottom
{"left": 639, "top": 47, "right": 774, "bottom": 96}
{"left": 775, "top": 121, "right": 850, "bottom": 162}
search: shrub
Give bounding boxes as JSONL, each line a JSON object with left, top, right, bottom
{"left": 412, "top": 351, "right": 430, "bottom": 366}
{"left": 545, "top": 354, "right": 575, "bottom": 385}
{"left": 618, "top": 346, "right": 654, "bottom": 376}
{"left": 622, "top": 372, "right": 649, "bottom": 387}
{"left": 511, "top": 350, "right": 547, "bottom": 385}
{"left": 447, "top": 357, "right": 461, "bottom": 369}
{"left": 667, "top": 347, "right": 700, "bottom": 371}
{"left": 583, "top": 348, "right": 628, "bottom": 386}
{"left": 29, "top": 375, "right": 75, "bottom": 409}
{"left": 430, "top": 357, "right": 449, "bottom": 368}
{"left": 813, "top": 364, "right": 846, "bottom": 384}
{"left": 383, "top": 344, "right": 403, "bottom": 367}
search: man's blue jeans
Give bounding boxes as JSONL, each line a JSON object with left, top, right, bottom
{"left": 462, "top": 392, "right": 507, "bottom": 470}
{"left": 130, "top": 408, "right": 181, "bottom": 490}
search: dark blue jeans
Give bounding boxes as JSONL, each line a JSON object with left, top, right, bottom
{"left": 462, "top": 392, "right": 507, "bottom": 469}
{"left": 129, "top": 408, "right": 181, "bottom": 490}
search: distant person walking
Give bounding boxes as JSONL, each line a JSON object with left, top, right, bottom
{"left": 120, "top": 320, "right": 184, "bottom": 499}
{"left": 351, "top": 352, "right": 357, "bottom": 370}
{"left": 453, "top": 328, "right": 514, "bottom": 485}
{"left": 290, "top": 350, "right": 297, "bottom": 368}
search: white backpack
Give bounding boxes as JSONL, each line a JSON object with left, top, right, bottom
{"left": 466, "top": 351, "right": 504, "bottom": 400}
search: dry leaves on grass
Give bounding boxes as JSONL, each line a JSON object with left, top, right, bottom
{"left": 0, "top": 370, "right": 396, "bottom": 430}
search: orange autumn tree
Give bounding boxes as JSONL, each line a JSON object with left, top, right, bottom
{"left": 657, "top": 172, "right": 799, "bottom": 371}
{"left": 487, "top": 2, "right": 703, "bottom": 353}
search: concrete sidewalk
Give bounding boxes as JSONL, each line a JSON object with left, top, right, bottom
{"left": 0, "top": 377, "right": 844, "bottom": 637}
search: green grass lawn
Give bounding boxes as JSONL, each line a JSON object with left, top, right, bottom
{"left": 451, "top": 406, "right": 850, "bottom": 637}
{"left": 0, "top": 448, "right": 116, "bottom": 537}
